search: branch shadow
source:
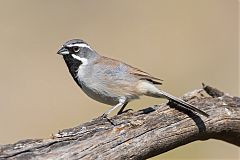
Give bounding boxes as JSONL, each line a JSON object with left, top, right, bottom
{"left": 139, "top": 107, "right": 156, "bottom": 114}
{"left": 168, "top": 101, "right": 206, "bottom": 133}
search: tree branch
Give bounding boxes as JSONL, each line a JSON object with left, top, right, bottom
{"left": 0, "top": 85, "right": 239, "bottom": 160}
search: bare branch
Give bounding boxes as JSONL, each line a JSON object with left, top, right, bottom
{"left": 0, "top": 85, "right": 239, "bottom": 160}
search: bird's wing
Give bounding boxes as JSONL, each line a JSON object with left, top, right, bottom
{"left": 128, "top": 65, "right": 163, "bottom": 85}
{"left": 94, "top": 56, "right": 163, "bottom": 85}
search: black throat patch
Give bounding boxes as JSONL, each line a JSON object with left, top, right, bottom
{"left": 63, "top": 54, "right": 83, "bottom": 88}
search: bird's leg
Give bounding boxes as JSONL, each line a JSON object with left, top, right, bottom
{"left": 101, "top": 97, "right": 127, "bottom": 118}
{"left": 117, "top": 102, "right": 133, "bottom": 115}
{"left": 99, "top": 98, "right": 127, "bottom": 126}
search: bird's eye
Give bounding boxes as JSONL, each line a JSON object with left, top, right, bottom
{"left": 72, "top": 46, "right": 80, "bottom": 52}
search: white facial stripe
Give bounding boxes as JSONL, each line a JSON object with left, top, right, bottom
{"left": 67, "top": 43, "right": 92, "bottom": 50}
{"left": 71, "top": 54, "right": 88, "bottom": 65}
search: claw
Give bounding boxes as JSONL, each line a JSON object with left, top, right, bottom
{"left": 117, "top": 109, "right": 133, "bottom": 115}
{"left": 98, "top": 114, "right": 116, "bottom": 126}
{"left": 100, "top": 113, "right": 107, "bottom": 118}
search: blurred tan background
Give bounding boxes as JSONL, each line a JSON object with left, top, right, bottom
{"left": 0, "top": 0, "right": 239, "bottom": 159}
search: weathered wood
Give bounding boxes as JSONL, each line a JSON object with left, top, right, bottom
{"left": 0, "top": 85, "right": 239, "bottom": 160}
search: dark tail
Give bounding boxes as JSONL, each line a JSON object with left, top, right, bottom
{"left": 159, "top": 90, "right": 209, "bottom": 117}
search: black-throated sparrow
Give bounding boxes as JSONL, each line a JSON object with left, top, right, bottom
{"left": 57, "top": 39, "right": 209, "bottom": 117}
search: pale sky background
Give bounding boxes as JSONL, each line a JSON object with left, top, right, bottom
{"left": 0, "top": 0, "right": 239, "bottom": 159}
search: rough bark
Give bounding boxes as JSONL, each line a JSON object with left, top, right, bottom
{"left": 0, "top": 84, "right": 239, "bottom": 160}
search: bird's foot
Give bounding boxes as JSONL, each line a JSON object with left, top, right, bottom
{"left": 98, "top": 113, "right": 116, "bottom": 126}
{"left": 117, "top": 109, "right": 133, "bottom": 115}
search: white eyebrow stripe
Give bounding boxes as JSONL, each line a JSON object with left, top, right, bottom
{"left": 71, "top": 54, "right": 88, "bottom": 65}
{"left": 67, "top": 43, "right": 92, "bottom": 50}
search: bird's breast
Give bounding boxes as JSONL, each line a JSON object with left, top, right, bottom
{"left": 75, "top": 64, "right": 141, "bottom": 105}
{"left": 79, "top": 79, "right": 120, "bottom": 105}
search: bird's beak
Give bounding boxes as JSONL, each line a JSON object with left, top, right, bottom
{"left": 57, "top": 47, "right": 69, "bottom": 55}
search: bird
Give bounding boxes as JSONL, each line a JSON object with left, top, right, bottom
{"left": 57, "top": 39, "right": 209, "bottom": 118}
